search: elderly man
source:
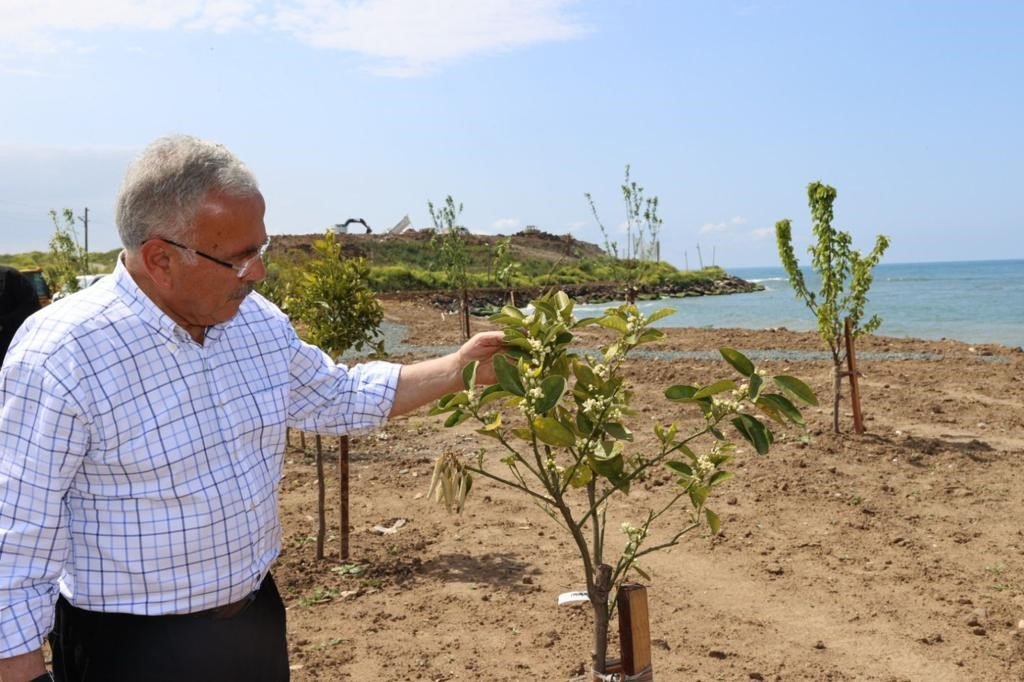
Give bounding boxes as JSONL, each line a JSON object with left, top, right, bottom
{"left": 0, "top": 135, "right": 503, "bottom": 682}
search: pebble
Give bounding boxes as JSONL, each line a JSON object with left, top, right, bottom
{"left": 709, "top": 650, "right": 728, "bottom": 659}
{"left": 814, "top": 641, "right": 826, "bottom": 650}
{"left": 972, "top": 626, "right": 987, "bottom": 636}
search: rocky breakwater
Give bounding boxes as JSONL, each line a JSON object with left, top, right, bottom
{"left": 384, "top": 275, "right": 764, "bottom": 315}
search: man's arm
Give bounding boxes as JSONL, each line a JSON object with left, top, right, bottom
{"left": 389, "top": 331, "right": 504, "bottom": 417}
{"left": 0, "top": 649, "right": 47, "bottom": 682}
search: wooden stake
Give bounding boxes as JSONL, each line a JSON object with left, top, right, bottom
{"left": 315, "top": 434, "right": 326, "bottom": 560}
{"left": 617, "top": 584, "right": 653, "bottom": 678}
{"left": 339, "top": 435, "right": 350, "bottom": 560}
{"left": 844, "top": 318, "right": 865, "bottom": 434}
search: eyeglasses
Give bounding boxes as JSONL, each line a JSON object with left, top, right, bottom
{"left": 157, "top": 236, "right": 270, "bottom": 279}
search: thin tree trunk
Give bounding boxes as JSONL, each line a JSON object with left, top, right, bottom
{"left": 832, "top": 364, "right": 842, "bottom": 434}
{"left": 591, "top": 564, "right": 613, "bottom": 676}
{"left": 315, "top": 434, "right": 326, "bottom": 560}
{"left": 460, "top": 287, "right": 470, "bottom": 340}
{"left": 339, "top": 435, "right": 350, "bottom": 561}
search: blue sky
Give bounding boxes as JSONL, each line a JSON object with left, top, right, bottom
{"left": 1, "top": 0, "right": 1021, "bottom": 269}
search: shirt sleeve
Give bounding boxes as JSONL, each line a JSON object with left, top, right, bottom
{"left": 0, "top": 359, "right": 90, "bottom": 658}
{"left": 285, "top": 333, "right": 401, "bottom": 436}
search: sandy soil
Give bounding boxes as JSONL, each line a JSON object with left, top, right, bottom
{"left": 274, "top": 299, "right": 1024, "bottom": 681}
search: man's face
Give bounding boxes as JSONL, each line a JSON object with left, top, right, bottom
{"left": 164, "top": 191, "right": 268, "bottom": 329}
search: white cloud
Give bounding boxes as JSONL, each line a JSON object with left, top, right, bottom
{"left": 751, "top": 227, "right": 772, "bottom": 239}
{"left": 489, "top": 217, "right": 521, "bottom": 234}
{"left": 0, "top": 1, "right": 255, "bottom": 55}
{"left": 698, "top": 215, "right": 748, "bottom": 234}
{"left": 273, "top": 0, "right": 587, "bottom": 76}
{"left": 0, "top": 0, "right": 587, "bottom": 76}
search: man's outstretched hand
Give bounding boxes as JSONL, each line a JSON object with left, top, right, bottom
{"left": 456, "top": 331, "right": 506, "bottom": 386}
{"left": 390, "top": 330, "right": 507, "bottom": 417}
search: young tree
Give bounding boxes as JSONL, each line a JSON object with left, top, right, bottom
{"left": 490, "top": 235, "right": 520, "bottom": 307}
{"left": 584, "top": 166, "right": 663, "bottom": 304}
{"left": 775, "top": 181, "right": 890, "bottom": 433}
{"left": 430, "top": 291, "right": 815, "bottom": 675}
{"left": 287, "top": 232, "right": 385, "bottom": 560}
{"left": 45, "top": 209, "right": 88, "bottom": 294}
{"left": 429, "top": 195, "right": 471, "bottom": 339}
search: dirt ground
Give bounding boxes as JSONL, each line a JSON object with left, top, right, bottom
{"left": 274, "top": 299, "right": 1024, "bottom": 681}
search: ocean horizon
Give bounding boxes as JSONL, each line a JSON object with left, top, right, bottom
{"left": 573, "top": 259, "right": 1024, "bottom": 349}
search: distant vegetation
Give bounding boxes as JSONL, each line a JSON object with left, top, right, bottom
{"left": 264, "top": 229, "right": 733, "bottom": 296}
{"left": 0, "top": 248, "right": 121, "bottom": 274}
{"left": 1, "top": 229, "right": 739, "bottom": 299}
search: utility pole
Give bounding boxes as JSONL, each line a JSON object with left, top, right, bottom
{"left": 696, "top": 243, "right": 704, "bottom": 269}
{"left": 78, "top": 207, "right": 89, "bottom": 273}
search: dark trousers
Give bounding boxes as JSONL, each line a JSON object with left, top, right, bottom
{"left": 49, "top": 573, "right": 289, "bottom": 682}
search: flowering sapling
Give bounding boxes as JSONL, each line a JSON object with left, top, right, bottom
{"left": 429, "top": 291, "right": 816, "bottom": 675}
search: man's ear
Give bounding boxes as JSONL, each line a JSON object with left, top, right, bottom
{"left": 138, "top": 239, "right": 175, "bottom": 289}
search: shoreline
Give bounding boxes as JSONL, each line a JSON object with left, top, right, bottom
{"left": 374, "top": 299, "right": 1023, "bottom": 361}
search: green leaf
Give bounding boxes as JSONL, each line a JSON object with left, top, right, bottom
{"left": 589, "top": 451, "right": 623, "bottom": 479}
{"left": 664, "top": 385, "right": 698, "bottom": 402}
{"left": 693, "top": 379, "right": 737, "bottom": 400}
{"left": 719, "top": 347, "right": 755, "bottom": 377}
{"left": 689, "top": 484, "right": 709, "bottom": 507}
{"left": 757, "top": 393, "right": 805, "bottom": 426}
{"left": 576, "top": 410, "right": 594, "bottom": 436}
{"left": 535, "top": 375, "right": 566, "bottom": 414}
{"left": 563, "top": 462, "right": 593, "bottom": 488}
{"left": 774, "top": 375, "right": 818, "bottom": 406}
{"left": 705, "top": 508, "right": 722, "bottom": 535}
{"left": 637, "top": 329, "right": 665, "bottom": 344}
{"left": 748, "top": 373, "right": 763, "bottom": 399}
{"left": 554, "top": 331, "right": 574, "bottom": 346}
{"left": 500, "top": 305, "right": 524, "bottom": 320}
{"left": 597, "top": 315, "right": 628, "bottom": 333}
{"left": 489, "top": 314, "right": 523, "bottom": 326}
{"left": 666, "top": 460, "right": 693, "bottom": 477}
{"left": 646, "top": 307, "right": 677, "bottom": 324}
{"left": 481, "top": 413, "right": 502, "bottom": 431}
{"left": 532, "top": 417, "right": 576, "bottom": 447}
{"left": 731, "top": 414, "right": 773, "bottom": 454}
{"left": 654, "top": 422, "right": 678, "bottom": 444}
{"left": 573, "top": 316, "right": 603, "bottom": 328}
{"left": 603, "top": 422, "right": 633, "bottom": 441}
{"left": 708, "top": 470, "right": 734, "bottom": 487}
{"left": 444, "top": 410, "right": 471, "bottom": 428}
{"left": 573, "top": 362, "right": 597, "bottom": 387}
{"left": 511, "top": 427, "right": 533, "bottom": 442}
{"left": 461, "top": 361, "right": 478, "bottom": 390}
{"left": 555, "top": 290, "right": 572, "bottom": 313}
{"left": 493, "top": 354, "right": 525, "bottom": 396}
{"left": 478, "top": 385, "right": 511, "bottom": 407}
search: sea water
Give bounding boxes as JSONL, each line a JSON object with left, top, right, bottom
{"left": 573, "top": 260, "right": 1024, "bottom": 349}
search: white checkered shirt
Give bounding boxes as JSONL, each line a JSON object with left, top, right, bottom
{"left": 0, "top": 259, "right": 399, "bottom": 657}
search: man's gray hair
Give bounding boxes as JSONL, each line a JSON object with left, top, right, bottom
{"left": 116, "top": 135, "right": 260, "bottom": 249}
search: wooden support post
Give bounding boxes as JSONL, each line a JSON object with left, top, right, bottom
{"left": 844, "top": 318, "right": 865, "bottom": 434}
{"left": 617, "top": 584, "right": 654, "bottom": 680}
{"left": 339, "top": 435, "right": 350, "bottom": 561}
{"left": 315, "top": 435, "right": 326, "bottom": 560}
